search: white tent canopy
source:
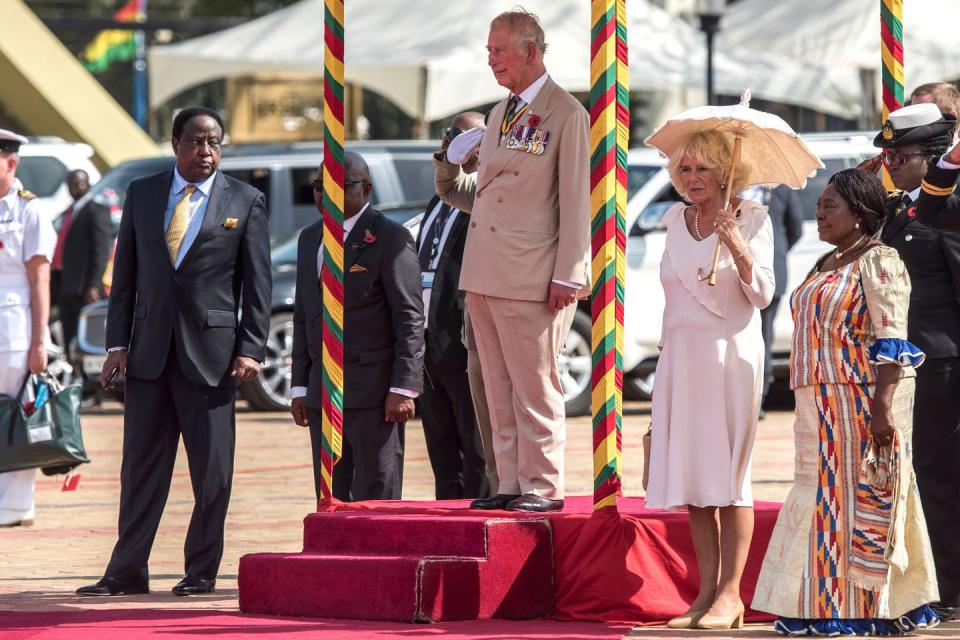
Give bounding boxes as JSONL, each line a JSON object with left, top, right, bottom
{"left": 720, "top": 0, "right": 960, "bottom": 106}
{"left": 149, "top": 0, "right": 857, "bottom": 121}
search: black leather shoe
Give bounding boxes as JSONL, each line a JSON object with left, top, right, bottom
{"left": 172, "top": 576, "right": 216, "bottom": 596}
{"left": 469, "top": 493, "right": 521, "bottom": 510}
{"left": 76, "top": 578, "right": 149, "bottom": 596}
{"left": 505, "top": 494, "right": 564, "bottom": 512}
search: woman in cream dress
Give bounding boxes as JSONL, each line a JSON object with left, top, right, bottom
{"left": 753, "top": 170, "right": 939, "bottom": 636}
{"left": 645, "top": 131, "right": 775, "bottom": 630}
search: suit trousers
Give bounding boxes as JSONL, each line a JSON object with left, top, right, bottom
{"left": 465, "top": 292, "right": 573, "bottom": 499}
{"left": 307, "top": 406, "right": 404, "bottom": 502}
{"left": 912, "top": 356, "right": 960, "bottom": 606}
{"left": 463, "top": 306, "right": 498, "bottom": 494}
{"left": 759, "top": 295, "right": 781, "bottom": 401}
{"left": 57, "top": 294, "right": 84, "bottom": 364}
{"left": 419, "top": 340, "right": 489, "bottom": 499}
{"left": 105, "top": 345, "right": 237, "bottom": 583}
{"left": 0, "top": 351, "right": 36, "bottom": 521}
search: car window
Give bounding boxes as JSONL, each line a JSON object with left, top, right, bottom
{"left": 271, "top": 230, "right": 301, "bottom": 264}
{"left": 88, "top": 158, "right": 174, "bottom": 210}
{"left": 391, "top": 155, "right": 437, "bottom": 203}
{"left": 222, "top": 168, "right": 271, "bottom": 203}
{"left": 17, "top": 156, "right": 67, "bottom": 197}
{"left": 628, "top": 165, "right": 662, "bottom": 200}
{"left": 631, "top": 184, "right": 682, "bottom": 235}
{"left": 796, "top": 158, "right": 847, "bottom": 219}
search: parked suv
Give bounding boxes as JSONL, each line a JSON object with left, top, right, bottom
{"left": 17, "top": 137, "right": 101, "bottom": 222}
{"left": 73, "top": 141, "right": 438, "bottom": 403}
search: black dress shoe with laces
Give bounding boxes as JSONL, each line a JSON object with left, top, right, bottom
{"left": 469, "top": 493, "right": 521, "bottom": 510}
{"left": 505, "top": 494, "right": 565, "bottom": 512}
{"left": 76, "top": 578, "right": 149, "bottom": 596}
{"left": 172, "top": 576, "right": 216, "bottom": 595}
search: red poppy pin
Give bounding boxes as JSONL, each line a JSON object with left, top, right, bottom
{"left": 528, "top": 114, "right": 541, "bottom": 128}
{"left": 907, "top": 206, "right": 916, "bottom": 218}
{"left": 0, "top": 240, "right": 4, "bottom": 250}
{"left": 363, "top": 229, "right": 376, "bottom": 244}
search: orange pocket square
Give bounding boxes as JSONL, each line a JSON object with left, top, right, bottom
{"left": 223, "top": 218, "right": 238, "bottom": 229}
{"left": 349, "top": 264, "right": 369, "bottom": 273}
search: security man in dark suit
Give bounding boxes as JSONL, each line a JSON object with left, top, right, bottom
{"left": 418, "top": 112, "right": 489, "bottom": 500}
{"left": 875, "top": 102, "right": 960, "bottom": 622}
{"left": 759, "top": 185, "right": 803, "bottom": 410}
{"left": 77, "top": 107, "right": 272, "bottom": 598}
{"left": 290, "top": 152, "right": 424, "bottom": 502}
{"left": 56, "top": 175, "right": 113, "bottom": 363}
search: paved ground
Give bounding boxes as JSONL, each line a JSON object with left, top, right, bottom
{"left": 0, "top": 401, "right": 955, "bottom": 639}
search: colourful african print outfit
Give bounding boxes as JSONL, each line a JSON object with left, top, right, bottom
{"left": 753, "top": 246, "right": 939, "bottom": 636}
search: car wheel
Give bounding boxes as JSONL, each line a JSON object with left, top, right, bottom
{"left": 560, "top": 310, "right": 593, "bottom": 417}
{"left": 623, "top": 372, "right": 654, "bottom": 401}
{"left": 241, "top": 311, "right": 294, "bottom": 412}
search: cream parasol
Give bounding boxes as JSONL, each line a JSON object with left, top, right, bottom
{"left": 644, "top": 90, "right": 824, "bottom": 285}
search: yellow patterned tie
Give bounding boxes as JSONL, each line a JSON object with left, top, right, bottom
{"left": 166, "top": 184, "right": 196, "bottom": 264}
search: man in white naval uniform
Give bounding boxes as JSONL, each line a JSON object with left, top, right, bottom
{"left": 0, "top": 129, "right": 56, "bottom": 527}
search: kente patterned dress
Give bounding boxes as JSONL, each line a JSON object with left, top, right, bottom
{"left": 753, "top": 245, "right": 940, "bottom": 636}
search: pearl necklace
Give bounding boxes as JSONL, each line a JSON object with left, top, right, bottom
{"left": 834, "top": 234, "right": 867, "bottom": 260}
{"left": 693, "top": 206, "right": 705, "bottom": 241}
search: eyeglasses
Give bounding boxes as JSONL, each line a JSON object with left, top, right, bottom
{"left": 881, "top": 149, "right": 932, "bottom": 166}
{"left": 312, "top": 179, "right": 369, "bottom": 193}
{"left": 443, "top": 127, "right": 464, "bottom": 141}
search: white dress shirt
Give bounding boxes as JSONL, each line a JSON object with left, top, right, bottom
{"left": 165, "top": 167, "right": 217, "bottom": 269}
{"left": 418, "top": 200, "right": 459, "bottom": 330}
{"left": 938, "top": 143, "right": 960, "bottom": 170}
{"left": 292, "top": 202, "right": 417, "bottom": 401}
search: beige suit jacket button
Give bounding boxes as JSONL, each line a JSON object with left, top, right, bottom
{"left": 497, "top": 196, "right": 503, "bottom": 203}
{"left": 471, "top": 222, "right": 477, "bottom": 228}
{"left": 490, "top": 226, "right": 496, "bottom": 232}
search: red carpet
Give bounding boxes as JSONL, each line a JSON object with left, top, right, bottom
{"left": 239, "top": 495, "right": 780, "bottom": 625}
{"left": 0, "top": 610, "right": 632, "bottom": 640}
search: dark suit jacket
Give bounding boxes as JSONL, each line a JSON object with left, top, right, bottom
{"left": 415, "top": 195, "right": 469, "bottom": 368}
{"left": 291, "top": 207, "right": 424, "bottom": 410}
{"left": 59, "top": 201, "right": 113, "bottom": 300}
{"left": 766, "top": 185, "right": 804, "bottom": 298}
{"left": 883, "top": 188, "right": 960, "bottom": 359}
{"left": 915, "top": 162, "right": 960, "bottom": 233}
{"left": 105, "top": 170, "right": 272, "bottom": 387}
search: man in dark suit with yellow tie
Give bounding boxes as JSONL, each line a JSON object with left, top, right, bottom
{"left": 77, "top": 107, "right": 272, "bottom": 597}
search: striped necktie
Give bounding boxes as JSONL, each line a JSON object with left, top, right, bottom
{"left": 500, "top": 95, "right": 525, "bottom": 142}
{"left": 166, "top": 184, "right": 197, "bottom": 264}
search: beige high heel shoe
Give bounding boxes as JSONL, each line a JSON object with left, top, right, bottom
{"left": 666, "top": 608, "right": 709, "bottom": 629}
{"left": 696, "top": 601, "right": 745, "bottom": 630}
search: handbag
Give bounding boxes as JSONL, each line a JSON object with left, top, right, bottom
{"left": 0, "top": 372, "right": 89, "bottom": 474}
{"left": 642, "top": 422, "right": 652, "bottom": 492}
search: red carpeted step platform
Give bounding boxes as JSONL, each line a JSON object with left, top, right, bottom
{"left": 238, "top": 513, "right": 553, "bottom": 622}
{"left": 239, "top": 496, "right": 781, "bottom": 625}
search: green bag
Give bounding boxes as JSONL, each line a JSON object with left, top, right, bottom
{"left": 0, "top": 372, "right": 89, "bottom": 474}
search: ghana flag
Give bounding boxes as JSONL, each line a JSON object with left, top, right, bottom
{"left": 83, "top": 0, "right": 145, "bottom": 74}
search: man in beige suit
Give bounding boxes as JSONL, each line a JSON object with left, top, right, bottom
{"left": 434, "top": 9, "right": 590, "bottom": 512}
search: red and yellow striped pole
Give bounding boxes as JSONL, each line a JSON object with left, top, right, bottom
{"left": 880, "top": 0, "right": 903, "bottom": 188}
{"left": 589, "top": 0, "right": 628, "bottom": 512}
{"left": 319, "top": 0, "right": 345, "bottom": 504}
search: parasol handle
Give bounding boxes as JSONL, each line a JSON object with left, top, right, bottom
{"left": 707, "top": 134, "right": 743, "bottom": 287}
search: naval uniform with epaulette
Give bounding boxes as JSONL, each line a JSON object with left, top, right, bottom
{"left": 0, "top": 178, "right": 57, "bottom": 525}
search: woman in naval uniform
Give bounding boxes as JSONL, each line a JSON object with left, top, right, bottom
{"left": 0, "top": 129, "right": 57, "bottom": 527}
